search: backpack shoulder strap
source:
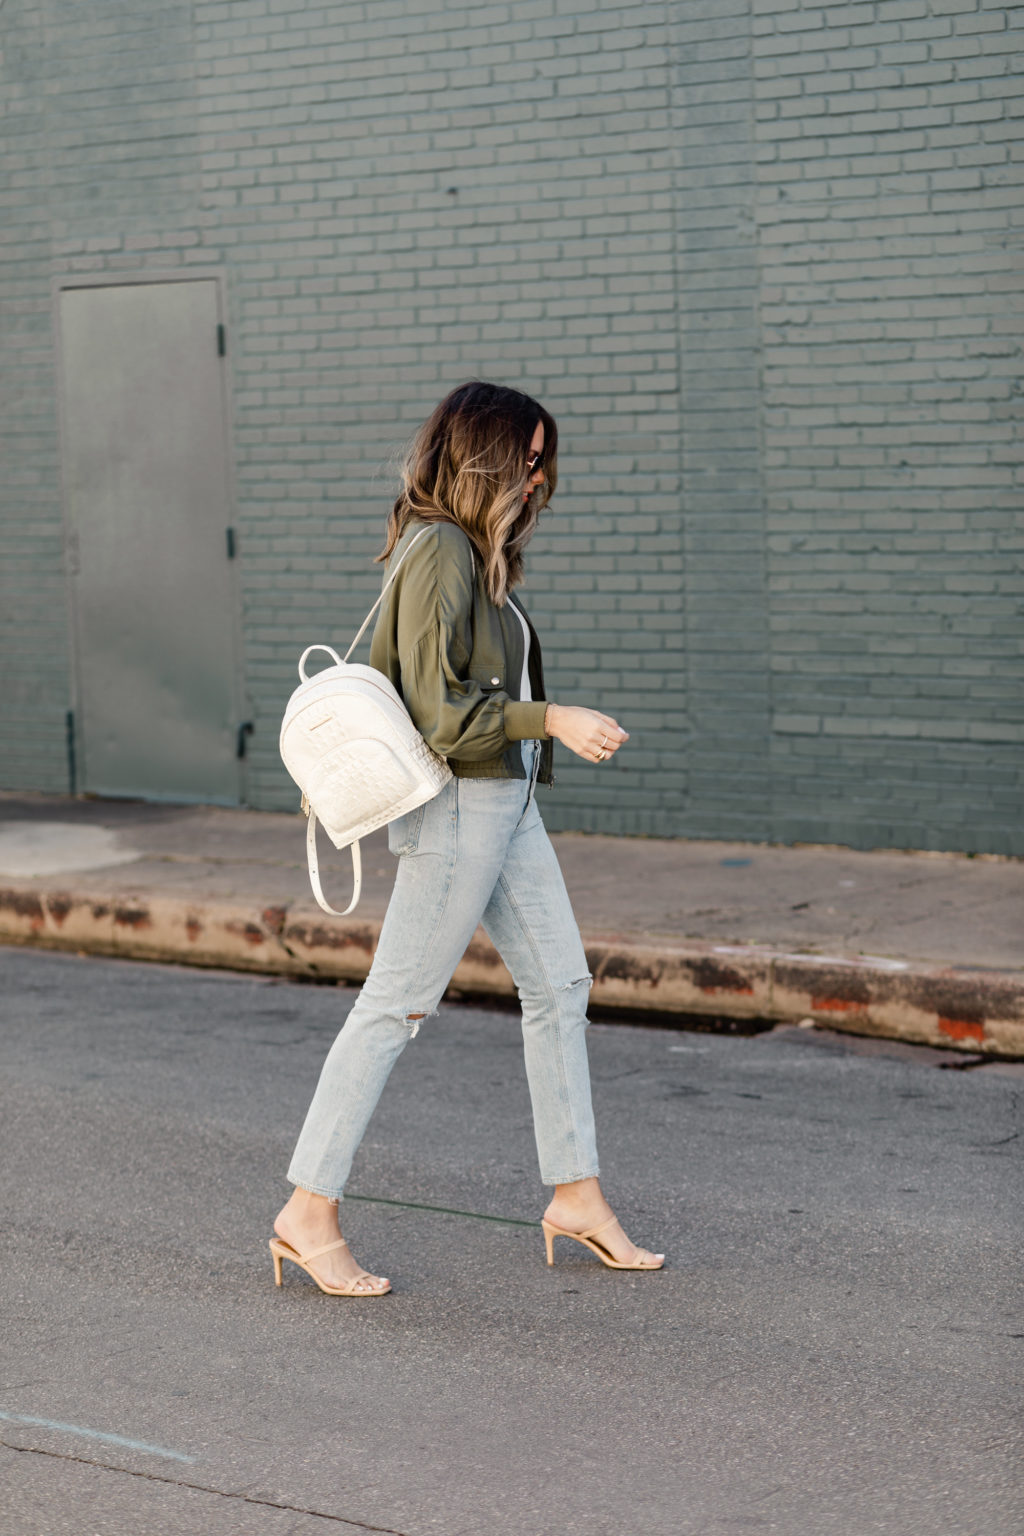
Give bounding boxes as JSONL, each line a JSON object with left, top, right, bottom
{"left": 343, "top": 524, "right": 435, "bottom": 663}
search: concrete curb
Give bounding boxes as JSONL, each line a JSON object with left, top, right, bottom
{"left": 2, "top": 882, "right": 1022, "bottom": 1058}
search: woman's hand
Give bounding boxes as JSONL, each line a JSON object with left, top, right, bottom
{"left": 544, "top": 705, "right": 628, "bottom": 764}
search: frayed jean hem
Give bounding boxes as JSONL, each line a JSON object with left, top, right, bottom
{"left": 539, "top": 1164, "right": 601, "bottom": 1187}
{"left": 286, "top": 1175, "right": 347, "bottom": 1202}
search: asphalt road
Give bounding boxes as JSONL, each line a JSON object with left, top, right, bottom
{"left": 1, "top": 948, "right": 1021, "bottom": 1536}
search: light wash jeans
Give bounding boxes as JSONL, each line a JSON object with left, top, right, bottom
{"left": 287, "top": 743, "right": 600, "bottom": 1198}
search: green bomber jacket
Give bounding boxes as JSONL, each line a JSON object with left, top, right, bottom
{"left": 368, "top": 518, "right": 555, "bottom": 783}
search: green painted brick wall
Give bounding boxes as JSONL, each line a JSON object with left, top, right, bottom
{"left": 1, "top": 0, "right": 1021, "bottom": 853}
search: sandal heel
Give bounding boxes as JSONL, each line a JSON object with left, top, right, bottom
{"left": 539, "top": 1215, "right": 664, "bottom": 1272}
{"left": 267, "top": 1235, "right": 391, "bottom": 1297}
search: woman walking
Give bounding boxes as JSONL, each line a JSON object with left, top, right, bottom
{"left": 271, "top": 382, "right": 664, "bottom": 1295}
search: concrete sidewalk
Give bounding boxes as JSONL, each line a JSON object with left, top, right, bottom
{"left": 0, "top": 791, "right": 1021, "bottom": 1057}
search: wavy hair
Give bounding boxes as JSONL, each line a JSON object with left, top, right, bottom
{"left": 378, "top": 381, "right": 558, "bottom": 605}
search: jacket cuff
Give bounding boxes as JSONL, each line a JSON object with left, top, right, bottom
{"left": 504, "top": 700, "right": 550, "bottom": 742}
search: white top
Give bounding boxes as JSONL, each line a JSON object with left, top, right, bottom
{"left": 507, "top": 598, "right": 536, "bottom": 772}
{"left": 508, "top": 598, "right": 532, "bottom": 704}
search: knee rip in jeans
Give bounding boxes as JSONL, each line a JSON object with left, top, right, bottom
{"left": 557, "top": 974, "right": 593, "bottom": 993}
{"left": 404, "top": 1009, "right": 436, "bottom": 1039}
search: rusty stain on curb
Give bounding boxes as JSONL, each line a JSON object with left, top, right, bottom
{"left": 261, "top": 906, "right": 288, "bottom": 937}
{"left": 937, "top": 1016, "right": 986, "bottom": 1046}
{"left": 810, "top": 995, "right": 866, "bottom": 1015}
{"left": 0, "top": 890, "right": 45, "bottom": 929}
{"left": 690, "top": 957, "right": 757, "bottom": 997}
{"left": 113, "top": 905, "right": 152, "bottom": 931}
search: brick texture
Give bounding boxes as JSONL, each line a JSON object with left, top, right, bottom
{"left": 753, "top": 0, "right": 1023, "bottom": 852}
{"left": 0, "top": 0, "right": 1021, "bottom": 853}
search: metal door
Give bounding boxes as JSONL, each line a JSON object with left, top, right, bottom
{"left": 58, "top": 279, "right": 242, "bottom": 803}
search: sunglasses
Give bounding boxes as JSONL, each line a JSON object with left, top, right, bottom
{"left": 525, "top": 450, "right": 545, "bottom": 476}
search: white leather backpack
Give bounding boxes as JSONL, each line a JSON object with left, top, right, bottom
{"left": 280, "top": 527, "right": 452, "bottom": 916}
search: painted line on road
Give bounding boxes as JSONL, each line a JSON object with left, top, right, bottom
{"left": 346, "top": 1193, "right": 539, "bottom": 1228}
{"left": 0, "top": 1409, "right": 194, "bottom": 1463}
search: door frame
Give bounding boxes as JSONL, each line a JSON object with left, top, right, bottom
{"left": 52, "top": 269, "right": 249, "bottom": 804}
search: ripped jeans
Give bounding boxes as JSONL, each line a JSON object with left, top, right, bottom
{"left": 286, "top": 743, "right": 600, "bottom": 1198}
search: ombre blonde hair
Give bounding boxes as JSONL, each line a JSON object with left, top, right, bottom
{"left": 378, "top": 381, "right": 558, "bottom": 606}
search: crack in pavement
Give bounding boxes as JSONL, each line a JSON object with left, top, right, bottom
{"left": 0, "top": 1438, "right": 410, "bottom": 1533}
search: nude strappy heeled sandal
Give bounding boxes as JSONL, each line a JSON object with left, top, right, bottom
{"left": 541, "top": 1215, "right": 665, "bottom": 1271}
{"left": 269, "top": 1235, "right": 391, "bottom": 1296}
